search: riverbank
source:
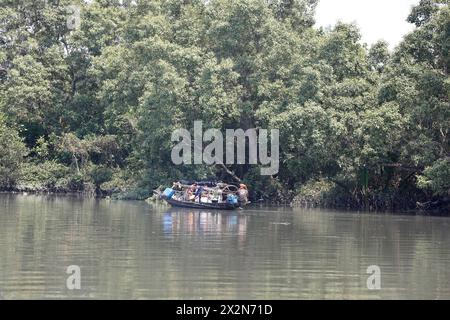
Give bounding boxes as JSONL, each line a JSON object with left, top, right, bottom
{"left": 289, "top": 179, "right": 450, "bottom": 214}
{"left": 1, "top": 186, "right": 449, "bottom": 215}
{"left": 1, "top": 161, "right": 448, "bottom": 213}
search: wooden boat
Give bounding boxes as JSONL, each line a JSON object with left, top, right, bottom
{"left": 161, "top": 195, "right": 240, "bottom": 210}
{"left": 156, "top": 181, "right": 248, "bottom": 211}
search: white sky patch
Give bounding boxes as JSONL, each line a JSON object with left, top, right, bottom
{"left": 315, "top": 0, "right": 420, "bottom": 49}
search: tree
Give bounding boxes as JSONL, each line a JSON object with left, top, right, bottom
{"left": 0, "top": 114, "right": 28, "bottom": 188}
{"left": 407, "top": 0, "right": 445, "bottom": 27}
{"left": 369, "top": 40, "right": 390, "bottom": 73}
{"left": 0, "top": 0, "right": 448, "bottom": 209}
{"left": 417, "top": 158, "right": 450, "bottom": 196}
{"left": 269, "top": 0, "right": 318, "bottom": 30}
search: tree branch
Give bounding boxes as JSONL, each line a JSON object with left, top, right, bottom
{"left": 216, "top": 163, "right": 242, "bottom": 184}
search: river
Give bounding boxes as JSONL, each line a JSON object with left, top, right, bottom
{"left": 0, "top": 194, "right": 449, "bottom": 299}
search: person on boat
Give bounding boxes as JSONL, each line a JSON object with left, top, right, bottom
{"left": 185, "top": 183, "right": 197, "bottom": 201}
{"left": 195, "top": 185, "right": 205, "bottom": 203}
{"left": 212, "top": 188, "right": 222, "bottom": 203}
{"left": 172, "top": 182, "right": 183, "bottom": 191}
{"left": 238, "top": 184, "right": 249, "bottom": 205}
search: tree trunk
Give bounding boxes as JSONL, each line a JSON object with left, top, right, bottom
{"left": 217, "top": 163, "right": 241, "bottom": 183}
{"left": 73, "top": 154, "right": 80, "bottom": 173}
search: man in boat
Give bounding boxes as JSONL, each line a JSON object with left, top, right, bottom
{"left": 211, "top": 188, "right": 222, "bottom": 203}
{"left": 238, "top": 184, "right": 249, "bottom": 205}
{"left": 185, "top": 183, "right": 197, "bottom": 201}
{"left": 172, "top": 182, "right": 183, "bottom": 191}
{"left": 194, "top": 185, "right": 205, "bottom": 203}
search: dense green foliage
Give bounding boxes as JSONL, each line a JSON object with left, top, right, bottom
{"left": 0, "top": 113, "right": 28, "bottom": 188}
{"left": 0, "top": 0, "right": 448, "bottom": 210}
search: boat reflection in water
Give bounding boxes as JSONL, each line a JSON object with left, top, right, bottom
{"left": 162, "top": 209, "right": 248, "bottom": 244}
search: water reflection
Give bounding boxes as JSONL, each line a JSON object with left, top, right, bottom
{"left": 162, "top": 209, "right": 246, "bottom": 234}
{"left": 162, "top": 209, "right": 248, "bottom": 248}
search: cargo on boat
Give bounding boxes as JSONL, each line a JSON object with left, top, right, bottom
{"left": 158, "top": 181, "right": 249, "bottom": 210}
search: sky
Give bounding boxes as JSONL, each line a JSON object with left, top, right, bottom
{"left": 315, "top": 0, "right": 420, "bottom": 49}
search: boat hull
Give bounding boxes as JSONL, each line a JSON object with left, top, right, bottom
{"left": 162, "top": 196, "right": 240, "bottom": 210}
